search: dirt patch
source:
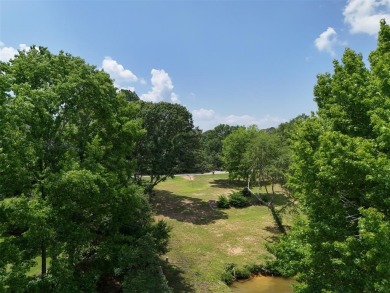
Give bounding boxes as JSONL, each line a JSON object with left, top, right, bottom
{"left": 227, "top": 247, "right": 244, "bottom": 255}
{"left": 180, "top": 175, "right": 194, "bottom": 181}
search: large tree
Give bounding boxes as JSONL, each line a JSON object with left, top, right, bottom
{"left": 269, "top": 20, "right": 390, "bottom": 293}
{"left": 244, "top": 130, "right": 289, "bottom": 192}
{"left": 221, "top": 126, "right": 290, "bottom": 189}
{"left": 0, "top": 47, "right": 170, "bottom": 292}
{"left": 133, "top": 101, "right": 200, "bottom": 192}
{"left": 221, "top": 126, "right": 256, "bottom": 181}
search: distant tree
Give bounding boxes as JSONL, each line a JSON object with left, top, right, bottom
{"left": 244, "top": 131, "right": 290, "bottom": 194}
{"left": 0, "top": 47, "right": 170, "bottom": 292}
{"left": 269, "top": 20, "right": 390, "bottom": 293}
{"left": 133, "top": 101, "right": 200, "bottom": 192}
{"left": 275, "top": 114, "right": 308, "bottom": 143}
{"left": 201, "top": 124, "right": 242, "bottom": 171}
{"left": 221, "top": 126, "right": 291, "bottom": 233}
{"left": 221, "top": 126, "right": 257, "bottom": 181}
{"left": 222, "top": 126, "right": 290, "bottom": 189}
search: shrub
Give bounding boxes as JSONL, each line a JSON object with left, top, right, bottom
{"left": 221, "top": 271, "right": 235, "bottom": 285}
{"left": 246, "top": 262, "right": 283, "bottom": 277}
{"left": 221, "top": 263, "right": 237, "bottom": 285}
{"left": 235, "top": 267, "right": 251, "bottom": 279}
{"left": 229, "top": 192, "right": 251, "bottom": 208}
{"left": 245, "top": 263, "right": 269, "bottom": 275}
{"left": 217, "top": 195, "right": 230, "bottom": 209}
{"left": 241, "top": 187, "right": 251, "bottom": 197}
{"left": 261, "top": 194, "right": 270, "bottom": 203}
{"left": 224, "top": 263, "right": 237, "bottom": 272}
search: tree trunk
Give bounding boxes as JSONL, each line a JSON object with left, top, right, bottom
{"left": 41, "top": 242, "right": 47, "bottom": 276}
{"left": 264, "top": 180, "right": 269, "bottom": 194}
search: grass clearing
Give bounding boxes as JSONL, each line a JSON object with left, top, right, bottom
{"left": 152, "top": 174, "right": 287, "bottom": 292}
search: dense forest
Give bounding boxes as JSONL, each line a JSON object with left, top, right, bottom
{"left": 1, "top": 20, "right": 390, "bottom": 293}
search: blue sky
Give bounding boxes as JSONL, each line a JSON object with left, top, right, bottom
{"left": 1, "top": 0, "right": 388, "bottom": 130}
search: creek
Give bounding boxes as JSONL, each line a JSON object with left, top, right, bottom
{"left": 230, "top": 276, "right": 295, "bottom": 293}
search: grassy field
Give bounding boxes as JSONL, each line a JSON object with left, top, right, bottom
{"left": 152, "top": 173, "right": 287, "bottom": 293}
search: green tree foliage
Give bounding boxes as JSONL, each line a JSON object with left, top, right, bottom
{"left": 221, "top": 126, "right": 257, "bottom": 181}
{"left": 221, "top": 126, "right": 290, "bottom": 192}
{"left": 269, "top": 20, "right": 390, "bottom": 293}
{"left": 118, "top": 89, "right": 140, "bottom": 102}
{"left": 244, "top": 130, "right": 290, "bottom": 193}
{"left": 201, "top": 124, "right": 242, "bottom": 171}
{"left": 0, "top": 47, "right": 170, "bottom": 292}
{"left": 133, "top": 101, "right": 200, "bottom": 192}
{"left": 275, "top": 114, "right": 309, "bottom": 143}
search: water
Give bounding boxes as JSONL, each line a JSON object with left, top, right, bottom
{"left": 230, "top": 276, "right": 295, "bottom": 293}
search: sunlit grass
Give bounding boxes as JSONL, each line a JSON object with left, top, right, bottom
{"left": 26, "top": 257, "right": 51, "bottom": 276}
{"left": 153, "top": 173, "right": 288, "bottom": 292}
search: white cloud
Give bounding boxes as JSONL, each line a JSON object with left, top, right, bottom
{"left": 19, "top": 44, "right": 30, "bottom": 52}
{"left": 343, "top": 0, "right": 390, "bottom": 35}
{"left": 314, "top": 27, "right": 338, "bottom": 56}
{"left": 192, "top": 108, "right": 286, "bottom": 131}
{"left": 141, "top": 69, "right": 180, "bottom": 103}
{"left": 193, "top": 108, "right": 216, "bottom": 120}
{"left": 0, "top": 43, "right": 29, "bottom": 62}
{"left": 170, "top": 92, "right": 180, "bottom": 103}
{"left": 102, "top": 57, "right": 139, "bottom": 90}
{"left": 223, "top": 114, "right": 259, "bottom": 125}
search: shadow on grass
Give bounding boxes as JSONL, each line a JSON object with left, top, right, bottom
{"left": 263, "top": 224, "right": 291, "bottom": 243}
{"left": 152, "top": 190, "right": 228, "bottom": 225}
{"left": 257, "top": 192, "right": 289, "bottom": 206}
{"left": 209, "top": 179, "right": 246, "bottom": 189}
{"left": 161, "top": 261, "right": 195, "bottom": 293}
{"left": 263, "top": 226, "right": 282, "bottom": 243}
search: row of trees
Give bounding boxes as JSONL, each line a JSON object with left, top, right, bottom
{"left": 269, "top": 20, "right": 390, "bottom": 292}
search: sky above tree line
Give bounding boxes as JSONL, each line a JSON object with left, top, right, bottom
{"left": 1, "top": 0, "right": 389, "bottom": 130}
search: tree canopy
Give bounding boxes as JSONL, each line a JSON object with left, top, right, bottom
{"left": 0, "top": 47, "right": 170, "bottom": 292}
{"left": 201, "top": 124, "right": 242, "bottom": 171}
{"left": 133, "top": 101, "right": 200, "bottom": 192}
{"left": 269, "top": 20, "right": 390, "bottom": 293}
{"left": 221, "top": 126, "right": 290, "bottom": 190}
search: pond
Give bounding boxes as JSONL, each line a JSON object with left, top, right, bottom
{"left": 230, "top": 276, "right": 295, "bottom": 293}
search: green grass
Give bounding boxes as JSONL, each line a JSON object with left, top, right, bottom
{"left": 26, "top": 257, "right": 51, "bottom": 276}
{"left": 152, "top": 174, "right": 288, "bottom": 292}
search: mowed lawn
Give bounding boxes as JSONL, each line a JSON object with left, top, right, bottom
{"left": 152, "top": 174, "right": 285, "bottom": 293}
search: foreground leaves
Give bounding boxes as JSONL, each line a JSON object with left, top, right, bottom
{"left": 0, "top": 47, "right": 170, "bottom": 292}
{"left": 269, "top": 20, "right": 390, "bottom": 293}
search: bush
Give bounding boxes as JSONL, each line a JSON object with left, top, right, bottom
{"left": 262, "top": 194, "right": 270, "bottom": 202}
{"left": 221, "top": 263, "right": 236, "bottom": 285}
{"left": 224, "top": 263, "right": 237, "bottom": 272}
{"left": 241, "top": 187, "right": 252, "bottom": 197}
{"left": 217, "top": 195, "right": 230, "bottom": 209}
{"left": 245, "top": 262, "right": 283, "bottom": 277}
{"left": 221, "top": 271, "right": 235, "bottom": 285}
{"left": 245, "top": 263, "right": 264, "bottom": 274}
{"left": 235, "top": 267, "right": 251, "bottom": 279}
{"left": 229, "top": 192, "right": 251, "bottom": 208}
